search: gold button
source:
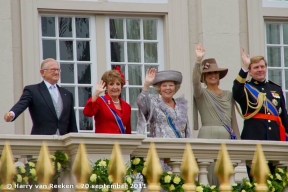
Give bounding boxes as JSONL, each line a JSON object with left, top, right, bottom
{"left": 268, "top": 127, "right": 271, "bottom": 130}
{"left": 268, "top": 120, "right": 271, "bottom": 123}
{"left": 268, "top": 112, "right": 270, "bottom": 115}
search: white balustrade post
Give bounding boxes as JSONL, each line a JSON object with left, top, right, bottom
{"left": 197, "top": 159, "right": 213, "bottom": 186}
{"left": 230, "top": 160, "right": 241, "bottom": 185}
{"left": 168, "top": 161, "right": 182, "bottom": 175}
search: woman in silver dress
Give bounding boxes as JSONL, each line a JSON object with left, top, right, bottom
{"left": 137, "top": 68, "right": 191, "bottom": 138}
{"left": 193, "top": 43, "right": 240, "bottom": 185}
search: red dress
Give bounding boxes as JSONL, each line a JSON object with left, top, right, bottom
{"left": 83, "top": 94, "right": 131, "bottom": 134}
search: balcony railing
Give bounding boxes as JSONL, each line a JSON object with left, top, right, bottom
{"left": 0, "top": 133, "right": 287, "bottom": 192}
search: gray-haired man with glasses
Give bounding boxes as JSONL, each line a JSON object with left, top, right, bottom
{"left": 4, "top": 58, "right": 78, "bottom": 135}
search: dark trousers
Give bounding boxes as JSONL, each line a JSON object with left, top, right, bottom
{"left": 246, "top": 162, "right": 275, "bottom": 182}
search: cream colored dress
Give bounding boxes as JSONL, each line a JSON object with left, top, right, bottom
{"left": 193, "top": 62, "right": 240, "bottom": 186}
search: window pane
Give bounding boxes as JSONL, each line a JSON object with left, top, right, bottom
{"left": 41, "top": 17, "right": 55, "bottom": 37}
{"left": 128, "top": 65, "right": 142, "bottom": 85}
{"left": 267, "top": 47, "right": 281, "bottom": 67}
{"left": 78, "top": 87, "right": 91, "bottom": 107}
{"left": 149, "top": 87, "right": 158, "bottom": 94}
{"left": 110, "top": 19, "right": 124, "bottom": 39}
{"left": 76, "top": 18, "right": 90, "bottom": 38}
{"left": 131, "top": 110, "right": 138, "bottom": 132}
{"left": 144, "top": 43, "right": 158, "bottom": 63}
{"left": 266, "top": 24, "right": 280, "bottom": 44}
{"left": 60, "top": 41, "right": 73, "bottom": 61}
{"left": 78, "top": 64, "right": 91, "bottom": 84}
{"left": 127, "top": 43, "right": 141, "bottom": 62}
{"left": 59, "top": 17, "right": 72, "bottom": 37}
{"left": 62, "top": 86, "right": 75, "bottom": 105}
{"left": 77, "top": 41, "right": 90, "bottom": 61}
{"left": 143, "top": 20, "right": 157, "bottom": 40}
{"left": 268, "top": 69, "right": 282, "bottom": 87}
{"left": 285, "top": 70, "right": 288, "bottom": 89}
{"left": 126, "top": 19, "right": 140, "bottom": 40}
{"left": 285, "top": 47, "right": 288, "bottom": 67}
{"left": 121, "top": 87, "right": 126, "bottom": 101}
{"left": 60, "top": 64, "right": 74, "bottom": 83}
{"left": 144, "top": 65, "right": 159, "bottom": 72}
{"left": 129, "top": 88, "right": 142, "bottom": 108}
{"left": 42, "top": 40, "right": 56, "bottom": 59}
{"left": 79, "top": 109, "right": 93, "bottom": 130}
{"left": 111, "top": 42, "right": 124, "bottom": 62}
{"left": 283, "top": 24, "right": 288, "bottom": 44}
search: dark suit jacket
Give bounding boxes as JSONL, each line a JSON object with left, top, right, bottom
{"left": 10, "top": 81, "right": 78, "bottom": 135}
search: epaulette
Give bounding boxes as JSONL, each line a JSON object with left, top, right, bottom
{"left": 268, "top": 80, "right": 281, "bottom": 87}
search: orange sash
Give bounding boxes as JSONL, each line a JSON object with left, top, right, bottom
{"left": 245, "top": 113, "right": 286, "bottom": 141}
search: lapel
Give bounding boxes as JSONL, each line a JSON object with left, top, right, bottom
{"left": 58, "top": 86, "right": 68, "bottom": 119}
{"left": 104, "top": 94, "right": 122, "bottom": 117}
{"left": 39, "top": 81, "right": 58, "bottom": 118}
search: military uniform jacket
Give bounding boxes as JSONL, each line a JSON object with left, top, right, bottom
{"left": 232, "top": 69, "right": 288, "bottom": 141}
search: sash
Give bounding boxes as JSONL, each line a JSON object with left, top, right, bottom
{"left": 212, "top": 99, "right": 237, "bottom": 140}
{"left": 100, "top": 96, "right": 125, "bottom": 134}
{"left": 162, "top": 110, "right": 182, "bottom": 138}
{"left": 244, "top": 84, "right": 278, "bottom": 115}
{"left": 245, "top": 83, "right": 288, "bottom": 141}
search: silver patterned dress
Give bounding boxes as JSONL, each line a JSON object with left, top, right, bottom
{"left": 136, "top": 90, "right": 191, "bottom": 138}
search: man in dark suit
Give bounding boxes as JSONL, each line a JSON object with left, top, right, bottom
{"left": 4, "top": 58, "right": 78, "bottom": 135}
{"left": 232, "top": 48, "right": 288, "bottom": 181}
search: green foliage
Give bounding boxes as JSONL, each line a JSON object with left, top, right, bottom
{"left": 87, "top": 158, "right": 134, "bottom": 192}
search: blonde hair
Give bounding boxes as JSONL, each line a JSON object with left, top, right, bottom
{"left": 41, "top": 58, "right": 58, "bottom": 69}
{"left": 249, "top": 56, "right": 267, "bottom": 70}
{"left": 153, "top": 81, "right": 181, "bottom": 94}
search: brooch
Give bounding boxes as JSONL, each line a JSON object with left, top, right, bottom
{"left": 203, "top": 62, "right": 210, "bottom": 69}
{"left": 108, "top": 100, "right": 111, "bottom": 105}
{"left": 279, "top": 107, "right": 282, "bottom": 115}
{"left": 271, "top": 91, "right": 280, "bottom": 99}
{"left": 272, "top": 99, "right": 278, "bottom": 106}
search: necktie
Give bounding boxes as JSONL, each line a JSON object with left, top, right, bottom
{"left": 50, "top": 85, "right": 58, "bottom": 102}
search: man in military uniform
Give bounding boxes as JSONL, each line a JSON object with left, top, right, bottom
{"left": 232, "top": 48, "right": 288, "bottom": 181}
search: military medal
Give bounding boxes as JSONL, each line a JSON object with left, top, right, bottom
{"left": 272, "top": 99, "right": 278, "bottom": 106}
{"left": 271, "top": 91, "right": 280, "bottom": 99}
{"left": 108, "top": 100, "right": 111, "bottom": 104}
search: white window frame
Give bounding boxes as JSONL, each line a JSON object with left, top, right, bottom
{"left": 105, "top": 16, "right": 164, "bottom": 134}
{"left": 262, "top": 0, "right": 288, "bottom": 8}
{"left": 39, "top": 14, "right": 97, "bottom": 133}
{"left": 265, "top": 21, "right": 288, "bottom": 103}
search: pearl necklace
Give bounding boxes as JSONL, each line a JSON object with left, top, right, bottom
{"left": 112, "top": 99, "right": 120, "bottom": 104}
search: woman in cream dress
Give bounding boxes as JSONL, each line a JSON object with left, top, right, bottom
{"left": 193, "top": 44, "right": 240, "bottom": 186}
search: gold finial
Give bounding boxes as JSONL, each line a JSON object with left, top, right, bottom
{"left": 36, "top": 142, "right": 55, "bottom": 192}
{"left": 251, "top": 144, "right": 270, "bottom": 192}
{"left": 0, "top": 141, "right": 16, "bottom": 192}
{"left": 180, "top": 143, "right": 199, "bottom": 192}
{"left": 72, "top": 143, "right": 92, "bottom": 192}
{"left": 215, "top": 143, "right": 234, "bottom": 192}
{"left": 107, "top": 142, "right": 126, "bottom": 192}
{"left": 145, "top": 142, "right": 163, "bottom": 192}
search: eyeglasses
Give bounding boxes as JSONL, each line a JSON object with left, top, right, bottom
{"left": 43, "top": 68, "right": 61, "bottom": 73}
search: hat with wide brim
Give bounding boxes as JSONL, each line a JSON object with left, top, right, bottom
{"left": 152, "top": 70, "right": 183, "bottom": 85}
{"left": 201, "top": 58, "right": 228, "bottom": 82}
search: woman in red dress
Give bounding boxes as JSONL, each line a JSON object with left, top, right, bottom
{"left": 83, "top": 69, "right": 131, "bottom": 134}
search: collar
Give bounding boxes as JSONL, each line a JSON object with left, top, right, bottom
{"left": 43, "top": 80, "right": 57, "bottom": 89}
{"left": 250, "top": 78, "right": 267, "bottom": 86}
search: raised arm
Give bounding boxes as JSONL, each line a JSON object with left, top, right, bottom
{"left": 193, "top": 44, "right": 206, "bottom": 98}
{"left": 83, "top": 80, "right": 106, "bottom": 117}
{"left": 232, "top": 47, "right": 250, "bottom": 103}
